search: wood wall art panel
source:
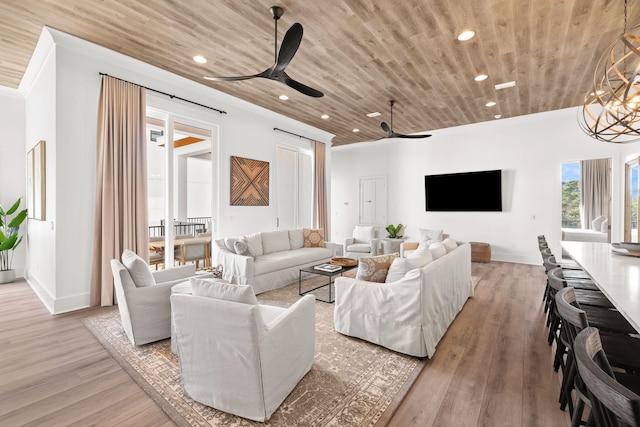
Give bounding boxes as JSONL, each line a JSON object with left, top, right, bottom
{"left": 230, "top": 156, "right": 269, "bottom": 206}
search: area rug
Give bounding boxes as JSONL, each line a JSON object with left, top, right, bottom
{"left": 84, "top": 277, "right": 425, "bottom": 426}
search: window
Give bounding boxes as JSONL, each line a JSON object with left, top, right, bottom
{"left": 625, "top": 158, "right": 639, "bottom": 242}
{"left": 561, "top": 162, "right": 581, "bottom": 228}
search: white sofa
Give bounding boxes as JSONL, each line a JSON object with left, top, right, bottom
{"left": 334, "top": 242, "right": 473, "bottom": 358}
{"left": 211, "top": 229, "right": 336, "bottom": 294}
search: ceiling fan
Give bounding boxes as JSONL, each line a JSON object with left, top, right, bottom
{"left": 380, "top": 100, "right": 431, "bottom": 139}
{"left": 203, "top": 6, "right": 324, "bottom": 98}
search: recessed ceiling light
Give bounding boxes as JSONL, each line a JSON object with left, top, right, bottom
{"left": 193, "top": 55, "right": 207, "bottom": 64}
{"left": 474, "top": 74, "right": 488, "bottom": 81}
{"left": 457, "top": 30, "right": 475, "bottom": 41}
{"left": 366, "top": 112, "right": 381, "bottom": 118}
{"left": 321, "top": 114, "right": 330, "bottom": 119}
{"left": 352, "top": 128, "right": 360, "bottom": 133}
{"left": 486, "top": 101, "right": 497, "bottom": 107}
{"left": 279, "top": 95, "right": 289, "bottom": 100}
{"left": 495, "top": 81, "right": 516, "bottom": 90}
{"left": 494, "top": 114, "right": 502, "bottom": 119}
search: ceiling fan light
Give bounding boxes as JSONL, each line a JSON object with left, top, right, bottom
{"left": 279, "top": 94, "right": 289, "bottom": 100}
{"left": 485, "top": 101, "right": 497, "bottom": 107}
{"left": 457, "top": 30, "right": 475, "bottom": 41}
{"left": 474, "top": 74, "right": 488, "bottom": 81}
{"left": 193, "top": 55, "right": 207, "bottom": 64}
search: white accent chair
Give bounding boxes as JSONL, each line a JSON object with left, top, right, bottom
{"left": 171, "top": 279, "right": 315, "bottom": 422}
{"left": 110, "top": 249, "right": 203, "bottom": 346}
{"left": 343, "top": 225, "right": 380, "bottom": 259}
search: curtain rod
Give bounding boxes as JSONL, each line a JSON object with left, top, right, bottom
{"left": 273, "top": 127, "right": 317, "bottom": 143}
{"left": 99, "top": 73, "right": 227, "bottom": 115}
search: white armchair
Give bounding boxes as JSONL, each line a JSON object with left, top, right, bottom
{"left": 344, "top": 225, "right": 380, "bottom": 259}
{"left": 111, "top": 249, "right": 203, "bottom": 346}
{"left": 171, "top": 279, "right": 315, "bottom": 422}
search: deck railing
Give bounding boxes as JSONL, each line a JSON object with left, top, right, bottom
{"left": 149, "top": 217, "right": 210, "bottom": 237}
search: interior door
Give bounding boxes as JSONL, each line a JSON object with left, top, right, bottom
{"left": 359, "top": 177, "right": 387, "bottom": 226}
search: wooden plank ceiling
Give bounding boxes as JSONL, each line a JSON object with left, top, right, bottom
{"left": 1, "top": 0, "right": 638, "bottom": 145}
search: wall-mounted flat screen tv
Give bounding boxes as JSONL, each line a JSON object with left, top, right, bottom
{"left": 425, "top": 169, "right": 502, "bottom": 212}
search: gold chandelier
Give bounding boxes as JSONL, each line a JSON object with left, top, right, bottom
{"left": 579, "top": 0, "right": 640, "bottom": 143}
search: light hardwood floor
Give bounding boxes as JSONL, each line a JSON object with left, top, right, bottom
{"left": 0, "top": 261, "right": 569, "bottom": 426}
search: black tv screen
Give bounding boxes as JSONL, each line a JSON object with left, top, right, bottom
{"left": 425, "top": 170, "right": 502, "bottom": 212}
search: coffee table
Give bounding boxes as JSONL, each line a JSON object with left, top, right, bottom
{"left": 299, "top": 263, "right": 357, "bottom": 303}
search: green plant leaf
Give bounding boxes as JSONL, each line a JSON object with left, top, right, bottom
{"left": 8, "top": 209, "right": 27, "bottom": 228}
{"left": 0, "top": 233, "right": 18, "bottom": 251}
{"left": 5, "top": 198, "right": 21, "bottom": 215}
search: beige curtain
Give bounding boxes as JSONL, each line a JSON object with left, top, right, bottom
{"left": 90, "top": 76, "right": 148, "bottom": 307}
{"left": 313, "top": 141, "right": 329, "bottom": 238}
{"left": 580, "top": 158, "right": 611, "bottom": 229}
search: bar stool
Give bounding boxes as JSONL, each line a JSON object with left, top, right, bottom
{"left": 574, "top": 327, "right": 640, "bottom": 427}
{"left": 555, "top": 289, "right": 640, "bottom": 422}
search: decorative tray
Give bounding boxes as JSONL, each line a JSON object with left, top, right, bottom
{"left": 611, "top": 242, "right": 640, "bottom": 258}
{"left": 330, "top": 257, "right": 357, "bottom": 267}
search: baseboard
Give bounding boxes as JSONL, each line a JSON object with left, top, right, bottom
{"left": 26, "top": 271, "right": 90, "bottom": 314}
{"left": 491, "top": 252, "right": 540, "bottom": 265}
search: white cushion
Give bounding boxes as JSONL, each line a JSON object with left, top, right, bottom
{"left": 353, "top": 225, "right": 375, "bottom": 243}
{"left": 244, "top": 232, "right": 263, "bottom": 257}
{"left": 591, "top": 216, "right": 606, "bottom": 231}
{"left": 443, "top": 238, "right": 458, "bottom": 252}
{"left": 386, "top": 245, "right": 435, "bottom": 282}
{"left": 419, "top": 228, "right": 443, "bottom": 243}
{"left": 253, "top": 247, "right": 332, "bottom": 276}
{"left": 417, "top": 238, "right": 432, "bottom": 249}
{"left": 234, "top": 238, "right": 252, "bottom": 257}
{"left": 600, "top": 218, "right": 609, "bottom": 233}
{"left": 428, "top": 242, "right": 447, "bottom": 259}
{"left": 346, "top": 243, "right": 372, "bottom": 253}
{"left": 261, "top": 230, "right": 291, "bottom": 254}
{"left": 406, "top": 246, "right": 433, "bottom": 267}
{"left": 190, "top": 277, "right": 258, "bottom": 305}
{"left": 121, "top": 249, "right": 156, "bottom": 287}
{"left": 224, "top": 237, "right": 239, "bottom": 253}
{"left": 289, "top": 229, "right": 304, "bottom": 250}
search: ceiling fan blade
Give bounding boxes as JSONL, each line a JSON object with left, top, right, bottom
{"left": 282, "top": 73, "right": 324, "bottom": 97}
{"left": 203, "top": 74, "right": 257, "bottom": 82}
{"left": 381, "top": 122, "right": 392, "bottom": 134}
{"left": 395, "top": 133, "right": 432, "bottom": 139}
{"left": 274, "top": 23, "right": 303, "bottom": 73}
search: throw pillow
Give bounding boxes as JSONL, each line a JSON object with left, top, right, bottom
{"left": 417, "top": 238, "right": 432, "bottom": 249}
{"left": 223, "top": 237, "right": 239, "bottom": 253}
{"left": 303, "top": 228, "right": 325, "bottom": 248}
{"left": 234, "top": 238, "right": 253, "bottom": 257}
{"left": 357, "top": 253, "right": 399, "bottom": 283}
{"left": 600, "top": 218, "right": 609, "bottom": 233}
{"left": 428, "top": 242, "right": 447, "bottom": 259}
{"left": 353, "top": 225, "right": 375, "bottom": 243}
{"left": 385, "top": 257, "right": 411, "bottom": 283}
{"left": 244, "top": 232, "right": 264, "bottom": 257}
{"left": 406, "top": 246, "right": 433, "bottom": 267}
{"left": 419, "top": 228, "right": 444, "bottom": 243}
{"left": 289, "top": 229, "right": 305, "bottom": 249}
{"left": 591, "top": 216, "right": 605, "bottom": 231}
{"left": 121, "top": 249, "right": 156, "bottom": 287}
{"left": 190, "top": 277, "right": 258, "bottom": 305}
{"left": 443, "top": 238, "right": 458, "bottom": 252}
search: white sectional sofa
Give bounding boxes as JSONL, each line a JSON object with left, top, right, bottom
{"left": 211, "top": 229, "right": 336, "bottom": 294}
{"left": 334, "top": 242, "right": 473, "bottom": 358}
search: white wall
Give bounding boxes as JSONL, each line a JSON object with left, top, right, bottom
{"left": 332, "top": 108, "right": 640, "bottom": 264}
{"left": 19, "top": 27, "right": 332, "bottom": 313}
{"left": 0, "top": 87, "right": 26, "bottom": 276}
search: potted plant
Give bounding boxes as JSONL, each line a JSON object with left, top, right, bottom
{"left": 0, "top": 198, "right": 28, "bottom": 284}
{"left": 385, "top": 223, "right": 404, "bottom": 239}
